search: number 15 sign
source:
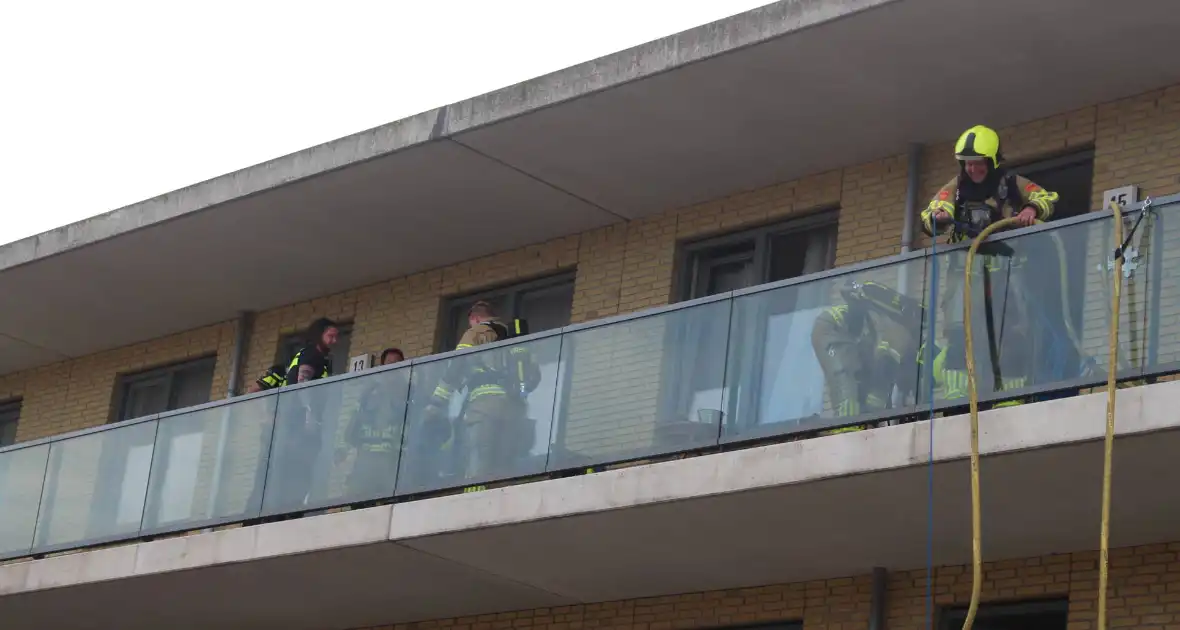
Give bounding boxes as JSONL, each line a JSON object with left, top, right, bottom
{"left": 1104, "top": 185, "right": 1139, "bottom": 210}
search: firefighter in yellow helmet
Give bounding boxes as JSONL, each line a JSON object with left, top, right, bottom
{"left": 922, "top": 125, "right": 1058, "bottom": 241}
{"left": 921, "top": 126, "right": 1059, "bottom": 405}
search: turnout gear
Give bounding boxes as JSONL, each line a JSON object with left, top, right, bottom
{"left": 920, "top": 126, "right": 1057, "bottom": 405}
{"left": 922, "top": 126, "right": 1059, "bottom": 242}
{"left": 938, "top": 253, "right": 1035, "bottom": 406}
{"left": 343, "top": 380, "right": 405, "bottom": 495}
{"left": 426, "top": 317, "right": 540, "bottom": 484}
{"left": 811, "top": 280, "right": 925, "bottom": 432}
{"left": 431, "top": 318, "right": 540, "bottom": 406}
{"left": 922, "top": 171, "right": 1058, "bottom": 242}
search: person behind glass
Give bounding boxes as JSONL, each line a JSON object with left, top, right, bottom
{"left": 426, "top": 301, "right": 534, "bottom": 485}
{"left": 341, "top": 348, "right": 406, "bottom": 495}
{"left": 921, "top": 126, "right": 1058, "bottom": 406}
{"left": 275, "top": 318, "right": 339, "bottom": 510}
{"left": 810, "top": 280, "right": 928, "bottom": 434}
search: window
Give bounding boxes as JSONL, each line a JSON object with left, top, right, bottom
{"left": 0, "top": 400, "right": 20, "bottom": 447}
{"left": 679, "top": 212, "right": 838, "bottom": 300}
{"left": 1012, "top": 149, "right": 1094, "bottom": 221}
{"left": 439, "top": 272, "right": 576, "bottom": 351}
{"left": 277, "top": 323, "right": 353, "bottom": 375}
{"left": 940, "top": 600, "right": 1067, "bottom": 630}
{"left": 114, "top": 358, "right": 216, "bottom": 423}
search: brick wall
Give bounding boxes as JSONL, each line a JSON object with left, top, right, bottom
{"left": 351, "top": 541, "right": 1180, "bottom": 630}
{"left": 7, "top": 323, "right": 236, "bottom": 443}
{"left": 836, "top": 156, "right": 909, "bottom": 266}
{"left": 4, "top": 84, "right": 1180, "bottom": 449}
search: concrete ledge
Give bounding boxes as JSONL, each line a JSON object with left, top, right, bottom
{"left": 0, "top": 505, "right": 392, "bottom": 595}
{"left": 388, "top": 380, "right": 1180, "bottom": 538}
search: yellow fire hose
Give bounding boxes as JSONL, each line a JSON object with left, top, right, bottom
{"left": 959, "top": 205, "right": 1124, "bottom": 630}
{"left": 1097, "top": 203, "right": 1124, "bottom": 630}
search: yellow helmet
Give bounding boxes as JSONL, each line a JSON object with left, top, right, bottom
{"left": 954, "top": 125, "right": 1002, "bottom": 167}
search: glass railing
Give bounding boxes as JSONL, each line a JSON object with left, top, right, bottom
{"left": 143, "top": 394, "right": 276, "bottom": 533}
{"left": 0, "top": 195, "right": 1173, "bottom": 560}
{"left": 397, "top": 334, "right": 561, "bottom": 495}
{"left": 918, "top": 207, "right": 1149, "bottom": 409}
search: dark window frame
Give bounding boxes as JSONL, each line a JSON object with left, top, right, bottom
{"left": 1010, "top": 147, "right": 1095, "bottom": 178}
{"left": 111, "top": 356, "right": 218, "bottom": 424}
{"left": 0, "top": 399, "right": 21, "bottom": 447}
{"left": 276, "top": 321, "right": 355, "bottom": 376}
{"left": 1008, "top": 147, "right": 1096, "bottom": 220}
{"left": 938, "top": 598, "right": 1068, "bottom": 630}
{"left": 437, "top": 271, "right": 577, "bottom": 352}
{"left": 669, "top": 211, "right": 838, "bottom": 435}
{"left": 676, "top": 209, "right": 839, "bottom": 301}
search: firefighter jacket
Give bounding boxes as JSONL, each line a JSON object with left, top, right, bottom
{"left": 921, "top": 173, "right": 1058, "bottom": 242}
{"left": 431, "top": 319, "right": 515, "bottom": 405}
{"left": 347, "top": 384, "right": 403, "bottom": 453}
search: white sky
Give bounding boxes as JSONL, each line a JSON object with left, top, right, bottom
{"left": 0, "top": 0, "right": 770, "bottom": 247}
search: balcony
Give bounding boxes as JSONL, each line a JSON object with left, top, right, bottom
{"left": 2, "top": 195, "right": 1180, "bottom": 629}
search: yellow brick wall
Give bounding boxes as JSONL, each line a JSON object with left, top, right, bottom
{"left": 836, "top": 156, "right": 909, "bottom": 266}
{"left": 890, "top": 543, "right": 1180, "bottom": 630}
{"left": 352, "top": 541, "right": 1180, "bottom": 630}
{"left": 1092, "top": 86, "right": 1180, "bottom": 207}
{"left": 7, "top": 323, "right": 236, "bottom": 443}
{"left": 4, "top": 84, "right": 1180, "bottom": 449}
{"left": 570, "top": 224, "right": 629, "bottom": 322}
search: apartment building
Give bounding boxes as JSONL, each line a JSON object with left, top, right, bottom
{"left": 2, "top": 0, "right": 1180, "bottom": 628}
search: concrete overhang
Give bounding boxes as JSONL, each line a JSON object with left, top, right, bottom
{"left": 3, "top": 381, "right": 1180, "bottom": 630}
{"left": 4, "top": 0, "right": 1180, "bottom": 374}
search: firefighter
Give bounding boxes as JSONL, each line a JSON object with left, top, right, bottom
{"left": 811, "top": 280, "right": 926, "bottom": 433}
{"left": 921, "top": 125, "right": 1059, "bottom": 405}
{"left": 425, "top": 302, "right": 539, "bottom": 483}
{"left": 341, "top": 348, "right": 406, "bottom": 495}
